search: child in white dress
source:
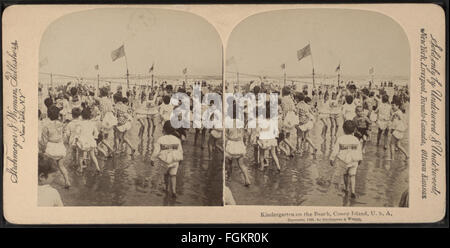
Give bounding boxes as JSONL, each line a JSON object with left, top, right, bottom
{"left": 330, "top": 120, "right": 363, "bottom": 199}
{"left": 77, "top": 107, "right": 100, "bottom": 173}
{"left": 151, "top": 121, "right": 184, "bottom": 197}
{"left": 390, "top": 101, "right": 408, "bottom": 161}
{"left": 40, "top": 105, "right": 70, "bottom": 188}
{"left": 376, "top": 94, "right": 392, "bottom": 149}
{"left": 63, "top": 108, "right": 82, "bottom": 166}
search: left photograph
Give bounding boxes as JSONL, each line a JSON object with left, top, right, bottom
{"left": 38, "top": 8, "right": 223, "bottom": 206}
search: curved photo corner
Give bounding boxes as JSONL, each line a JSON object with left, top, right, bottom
{"left": 224, "top": 8, "right": 411, "bottom": 207}
{"left": 37, "top": 7, "right": 224, "bottom": 207}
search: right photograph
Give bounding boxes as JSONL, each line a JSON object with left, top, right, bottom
{"left": 224, "top": 9, "right": 410, "bottom": 207}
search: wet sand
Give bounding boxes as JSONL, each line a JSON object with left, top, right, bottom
{"left": 51, "top": 118, "right": 223, "bottom": 206}
{"left": 228, "top": 114, "right": 409, "bottom": 207}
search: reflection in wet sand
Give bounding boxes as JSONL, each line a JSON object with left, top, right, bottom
{"left": 53, "top": 120, "right": 223, "bottom": 206}
{"left": 228, "top": 125, "right": 408, "bottom": 207}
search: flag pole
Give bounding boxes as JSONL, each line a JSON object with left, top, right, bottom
{"left": 309, "top": 42, "right": 315, "bottom": 89}
{"left": 283, "top": 64, "right": 287, "bottom": 87}
{"left": 123, "top": 44, "right": 130, "bottom": 91}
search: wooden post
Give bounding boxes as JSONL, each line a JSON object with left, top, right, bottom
{"left": 312, "top": 68, "right": 315, "bottom": 89}
{"left": 309, "top": 42, "right": 316, "bottom": 89}
{"left": 126, "top": 69, "right": 129, "bottom": 90}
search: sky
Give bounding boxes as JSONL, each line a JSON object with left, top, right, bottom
{"left": 39, "top": 8, "right": 222, "bottom": 79}
{"left": 226, "top": 9, "right": 410, "bottom": 80}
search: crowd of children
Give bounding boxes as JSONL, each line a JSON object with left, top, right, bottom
{"left": 38, "top": 80, "right": 223, "bottom": 206}
{"left": 225, "top": 80, "right": 409, "bottom": 200}
{"left": 37, "top": 78, "right": 409, "bottom": 206}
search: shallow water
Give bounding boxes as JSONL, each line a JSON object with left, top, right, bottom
{"left": 52, "top": 120, "right": 223, "bottom": 206}
{"left": 228, "top": 116, "right": 409, "bottom": 207}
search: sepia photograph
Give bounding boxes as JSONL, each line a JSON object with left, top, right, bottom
{"left": 2, "top": 4, "right": 445, "bottom": 224}
{"left": 37, "top": 8, "right": 223, "bottom": 206}
{"left": 225, "top": 9, "right": 410, "bottom": 207}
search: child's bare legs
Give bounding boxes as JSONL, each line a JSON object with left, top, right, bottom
{"left": 270, "top": 147, "right": 281, "bottom": 172}
{"left": 101, "top": 140, "right": 114, "bottom": 154}
{"left": 138, "top": 118, "right": 145, "bottom": 137}
{"left": 349, "top": 174, "right": 356, "bottom": 197}
{"left": 279, "top": 141, "right": 289, "bottom": 156}
{"left": 259, "top": 148, "right": 266, "bottom": 170}
{"left": 343, "top": 173, "right": 349, "bottom": 193}
{"left": 57, "top": 158, "right": 70, "bottom": 188}
{"left": 168, "top": 166, "right": 177, "bottom": 196}
{"left": 122, "top": 131, "right": 136, "bottom": 155}
{"left": 329, "top": 117, "right": 336, "bottom": 137}
{"left": 254, "top": 144, "right": 259, "bottom": 165}
{"left": 90, "top": 149, "right": 100, "bottom": 172}
{"left": 321, "top": 118, "right": 329, "bottom": 138}
{"left": 361, "top": 140, "right": 366, "bottom": 153}
{"left": 304, "top": 131, "right": 317, "bottom": 156}
{"left": 296, "top": 130, "right": 302, "bottom": 151}
{"left": 97, "top": 145, "right": 108, "bottom": 157}
{"left": 147, "top": 117, "right": 154, "bottom": 137}
{"left": 237, "top": 157, "right": 251, "bottom": 186}
{"left": 114, "top": 129, "right": 120, "bottom": 152}
{"left": 71, "top": 147, "right": 76, "bottom": 165}
{"left": 389, "top": 136, "right": 396, "bottom": 160}
{"left": 285, "top": 137, "right": 296, "bottom": 156}
{"left": 384, "top": 129, "right": 390, "bottom": 149}
{"left": 78, "top": 151, "right": 85, "bottom": 173}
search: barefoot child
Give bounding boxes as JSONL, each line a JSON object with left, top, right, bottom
{"left": 40, "top": 105, "right": 71, "bottom": 188}
{"left": 390, "top": 101, "right": 408, "bottom": 160}
{"left": 225, "top": 114, "right": 251, "bottom": 186}
{"left": 296, "top": 95, "right": 318, "bottom": 157}
{"left": 76, "top": 107, "right": 101, "bottom": 173}
{"left": 342, "top": 95, "right": 356, "bottom": 121}
{"left": 330, "top": 120, "right": 363, "bottom": 199}
{"left": 146, "top": 91, "right": 159, "bottom": 138}
{"left": 63, "top": 108, "right": 83, "bottom": 166}
{"left": 151, "top": 121, "right": 184, "bottom": 197}
{"left": 114, "top": 97, "right": 135, "bottom": 154}
{"left": 353, "top": 106, "right": 371, "bottom": 153}
{"left": 329, "top": 92, "right": 340, "bottom": 139}
{"left": 257, "top": 101, "right": 281, "bottom": 172}
{"left": 376, "top": 94, "right": 392, "bottom": 149}
{"left": 135, "top": 92, "right": 148, "bottom": 142}
{"left": 318, "top": 92, "right": 331, "bottom": 139}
